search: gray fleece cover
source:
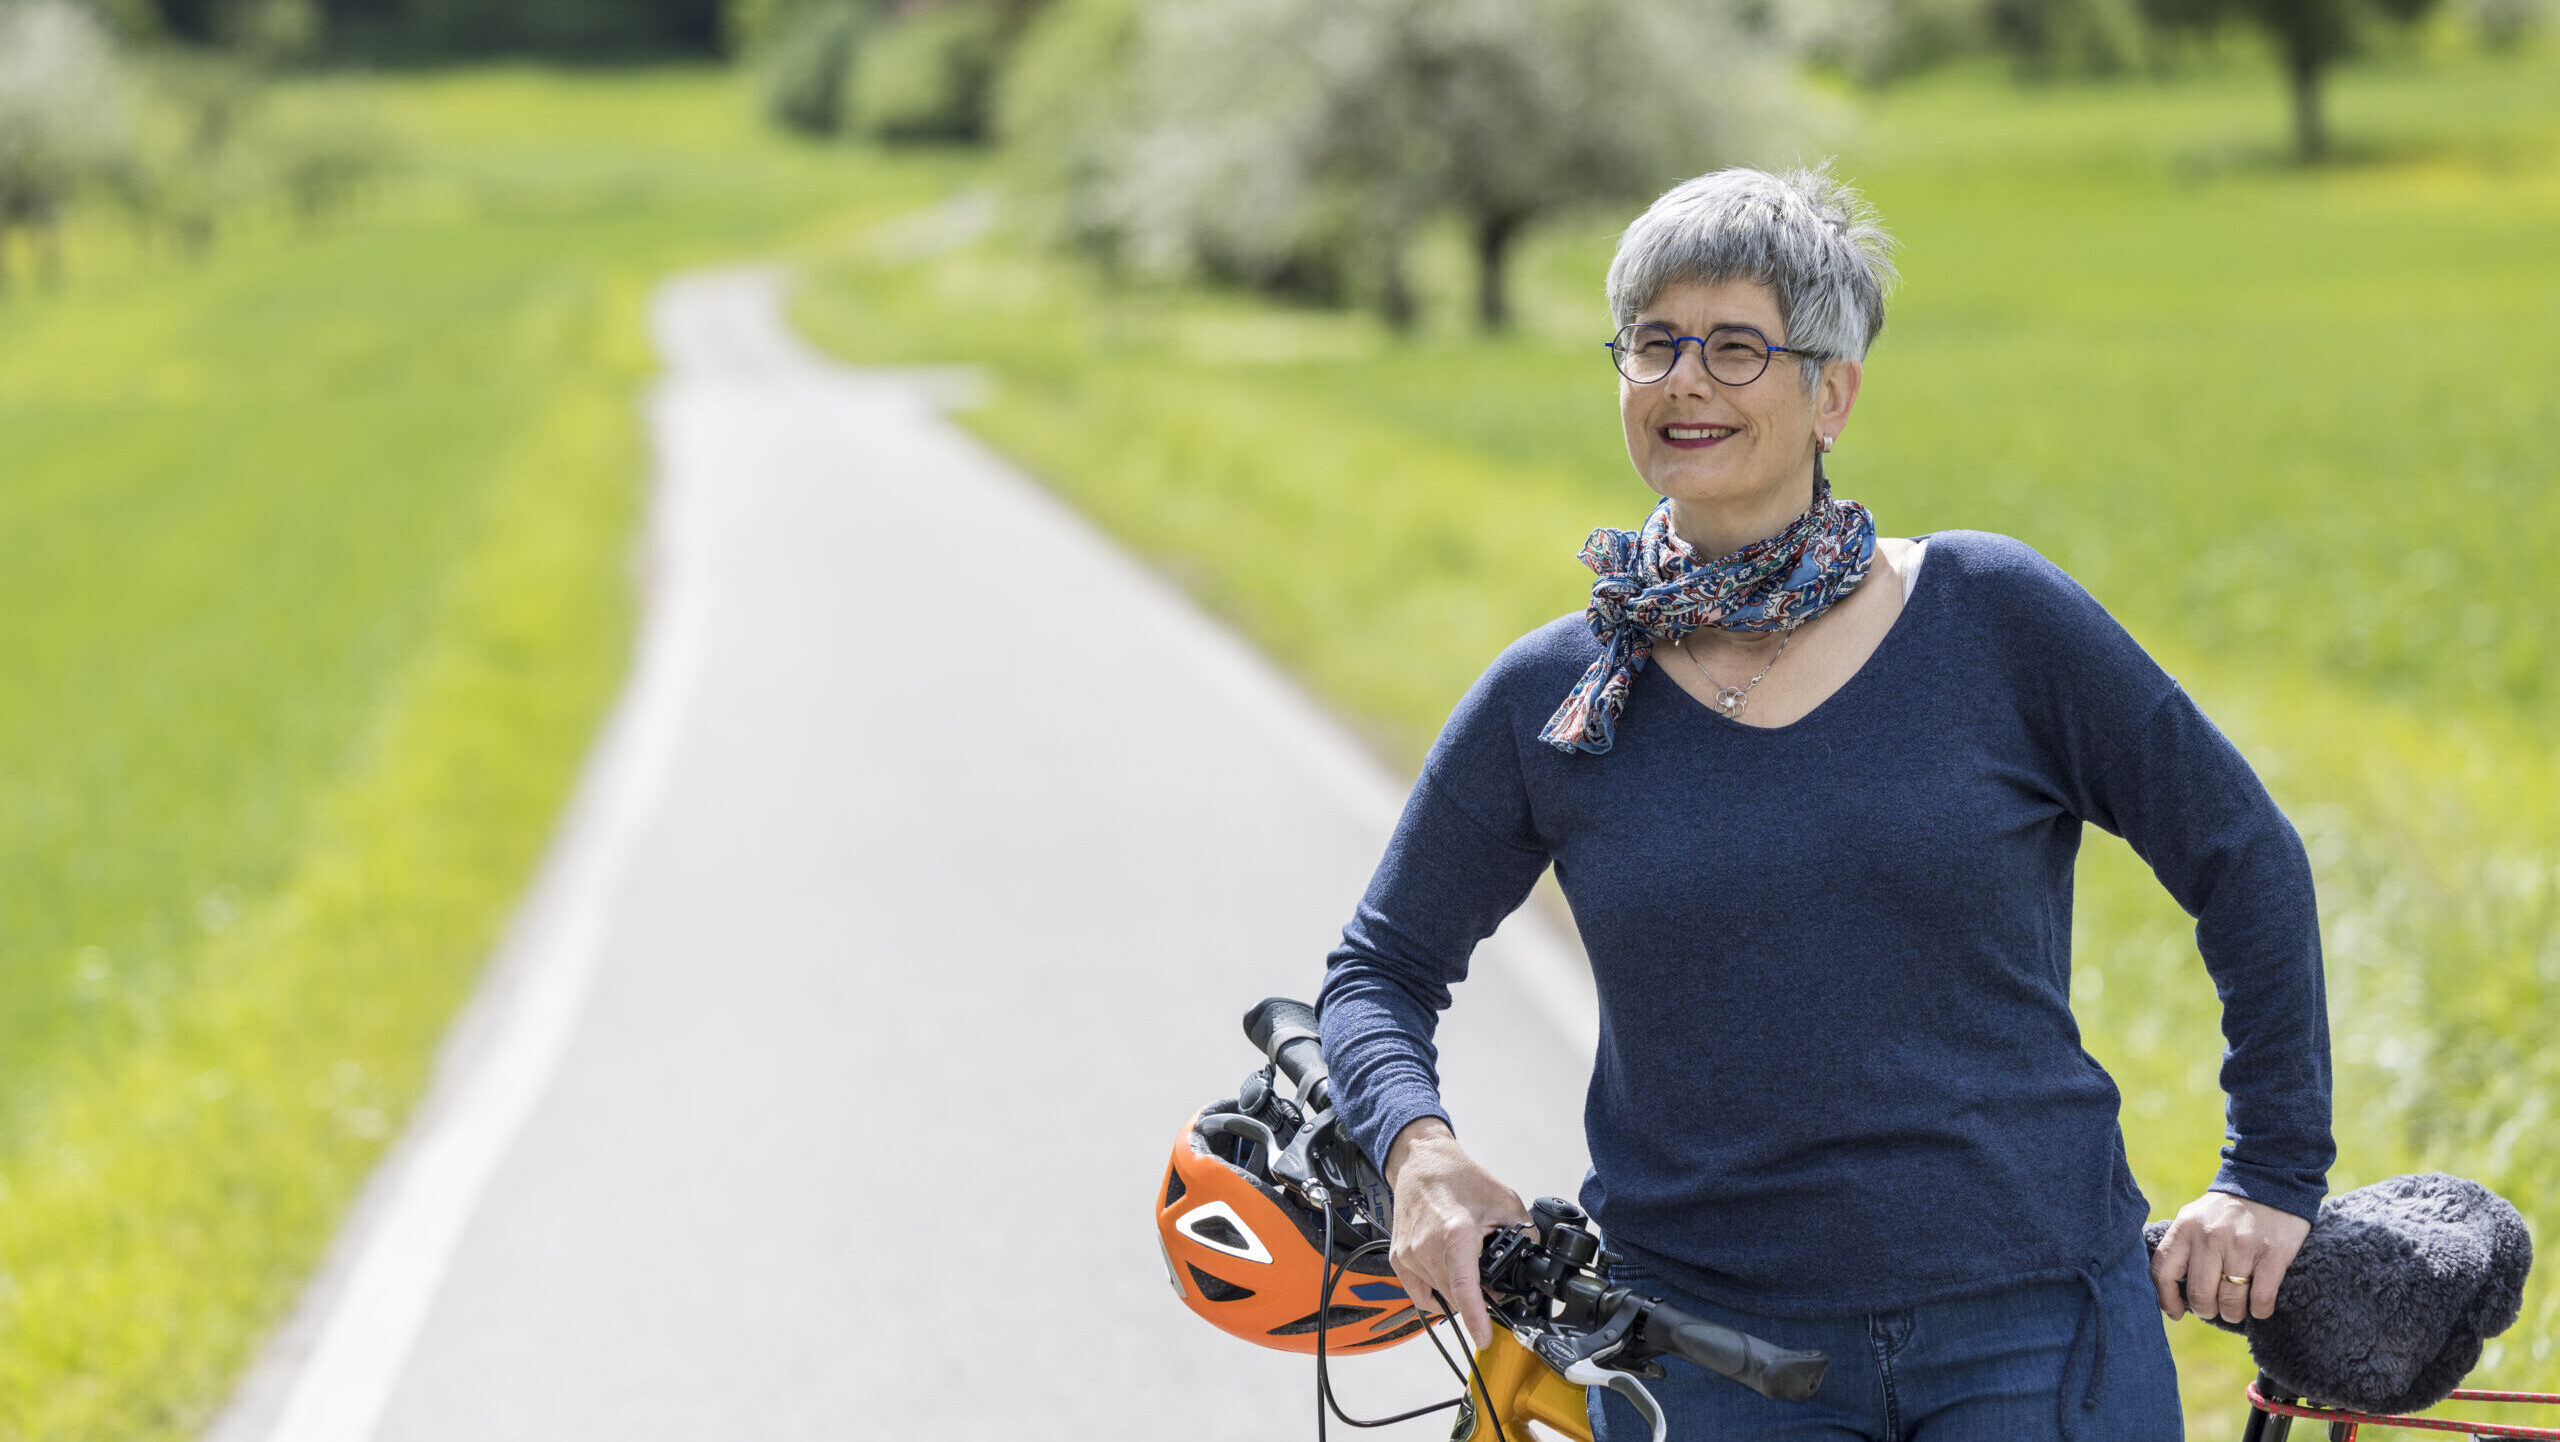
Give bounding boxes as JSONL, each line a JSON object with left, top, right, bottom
{"left": 2143, "top": 1172, "right": 2533, "bottom": 1415}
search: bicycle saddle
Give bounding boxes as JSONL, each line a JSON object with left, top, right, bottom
{"left": 2145, "top": 1171, "right": 2532, "bottom": 1415}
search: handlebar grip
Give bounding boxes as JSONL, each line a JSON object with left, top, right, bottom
{"left": 1242, "top": 997, "right": 1331, "bottom": 1109}
{"left": 1638, "top": 1301, "right": 1827, "bottom": 1402}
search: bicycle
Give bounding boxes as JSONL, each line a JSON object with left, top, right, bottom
{"left": 1170, "top": 998, "right": 2551, "bottom": 1442}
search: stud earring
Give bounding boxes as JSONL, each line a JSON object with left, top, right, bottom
{"left": 1817, "top": 434, "right": 1835, "bottom": 454}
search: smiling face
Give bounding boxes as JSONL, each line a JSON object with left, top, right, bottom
{"left": 1619, "top": 278, "right": 1862, "bottom": 557}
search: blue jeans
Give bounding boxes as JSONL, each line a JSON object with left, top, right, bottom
{"left": 1588, "top": 1239, "right": 2181, "bottom": 1441}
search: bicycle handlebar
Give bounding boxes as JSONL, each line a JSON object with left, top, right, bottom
{"left": 1477, "top": 1206, "right": 1829, "bottom": 1405}
{"left": 1243, "top": 996, "right": 1332, "bottom": 1111}
{"left": 1231, "top": 999, "right": 1827, "bottom": 1407}
{"left": 1635, "top": 1298, "right": 1828, "bottom": 1402}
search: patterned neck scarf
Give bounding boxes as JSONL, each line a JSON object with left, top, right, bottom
{"left": 1538, "top": 473, "right": 1876, "bottom": 754}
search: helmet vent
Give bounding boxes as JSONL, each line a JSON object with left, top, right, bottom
{"left": 1173, "top": 1199, "right": 1275, "bottom": 1264}
{"left": 1189, "top": 1214, "right": 1249, "bottom": 1250}
{"left": 1267, "top": 1304, "right": 1381, "bottom": 1337}
{"left": 1162, "top": 1166, "right": 1187, "bottom": 1209}
{"left": 1186, "top": 1264, "right": 1256, "bottom": 1303}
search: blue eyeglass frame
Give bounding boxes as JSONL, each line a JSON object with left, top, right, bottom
{"left": 1604, "top": 322, "right": 1812, "bottom": 385}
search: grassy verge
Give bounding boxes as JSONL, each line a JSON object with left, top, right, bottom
{"left": 0, "top": 69, "right": 962, "bottom": 1439}
{"left": 792, "top": 42, "right": 2560, "bottom": 1435}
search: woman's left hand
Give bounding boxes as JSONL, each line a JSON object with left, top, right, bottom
{"left": 2150, "top": 1190, "right": 2312, "bottom": 1324}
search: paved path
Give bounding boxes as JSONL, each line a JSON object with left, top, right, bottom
{"left": 212, "top": 270, "right": 1595, "bottom": 1442}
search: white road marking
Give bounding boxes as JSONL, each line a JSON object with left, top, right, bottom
{"left": 254, "top": 405, "right": 710, "bottom": 1442}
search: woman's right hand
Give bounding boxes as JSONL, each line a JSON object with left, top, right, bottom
{"left": 1382, "top": 1117, "right": 1532, "bottom": 1351}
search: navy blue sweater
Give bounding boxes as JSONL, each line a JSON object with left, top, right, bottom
{"left": 1317, "top": 531, "right": 2333, "bottom": 1319}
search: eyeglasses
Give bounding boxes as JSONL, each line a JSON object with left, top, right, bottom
{"left": 1605, "top": 322, "right": 1814, "bottom": 386}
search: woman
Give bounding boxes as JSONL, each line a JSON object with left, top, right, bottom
{"left": 1314, "top": 166, "right": 2332, "bottom": 1441}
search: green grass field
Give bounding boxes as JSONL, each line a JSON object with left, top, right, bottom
{"left": 2, "top": 44, "right": 2550, "bottom": 1441}
{"left": 791, "top": 41, "right": 2560, "bottom": 1435}
{"left": 0, "top": 70, "right": 961, "bottom": 1439}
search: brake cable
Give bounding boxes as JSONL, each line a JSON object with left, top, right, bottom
{"left": 1313, "top": 1201, "right": 1511, "bottom": 1442}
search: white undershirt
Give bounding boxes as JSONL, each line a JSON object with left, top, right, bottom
{"left": 1902, "top": 537, "right": 1929, "bottom": 603}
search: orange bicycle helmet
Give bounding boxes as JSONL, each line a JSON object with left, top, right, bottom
{"left": 1156, "top": 1102, "right": 1421, "bottom": 1355}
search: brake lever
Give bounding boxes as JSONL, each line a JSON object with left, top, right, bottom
{"left": 1272, "top": 1114, "right": 1325, "bottom": 1193}
{"left": 1517, "top": 1290, "right": 1671, "bottom": 1440}
{"left": 1561, "top": 1360, "right": 1667, "bottom": 1442}
{"left": 1527, "top": 1294, "right": 1639, "bottom": 1371}
{"left": 1195, "top": 1110, "right": 1284, "bottom": 1158}
{"left": 1197, "top": 1108, "right": 1370, "bottom": 1224}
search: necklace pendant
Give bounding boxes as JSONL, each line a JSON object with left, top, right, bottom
{"left": 1716, "top": 687, "right": 1747, "bottom": 716}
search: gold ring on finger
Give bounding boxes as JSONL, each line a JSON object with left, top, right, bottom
{"left": 2224, "top": 1274, "right": 2251, "bottom": 1286}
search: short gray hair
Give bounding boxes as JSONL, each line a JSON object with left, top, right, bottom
{"left": 1606, "top": 164, "right": 1898, "bottom": 390}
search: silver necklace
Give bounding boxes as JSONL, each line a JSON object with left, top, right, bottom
{"left": 1683, "top": 625, "right": 1793, "bottom": 719}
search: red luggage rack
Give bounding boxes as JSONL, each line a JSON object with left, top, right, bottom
{"left": 2243, "top": 1379, "right": 2560, "bottom": 1439}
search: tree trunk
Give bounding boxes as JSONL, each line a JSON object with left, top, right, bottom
{"left": 1474, "top": 208, "right": 1527, "bottom": 332}
{"left": 1379, "top": 246, "right": 1417, "bottom": 334}
{"left": 2286, "top": 35, "right": 2328, "bottom": 163}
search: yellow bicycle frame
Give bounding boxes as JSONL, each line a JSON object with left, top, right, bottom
{"left": 1453, "top": 1330, "right": 1595, "bottom": 1441}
